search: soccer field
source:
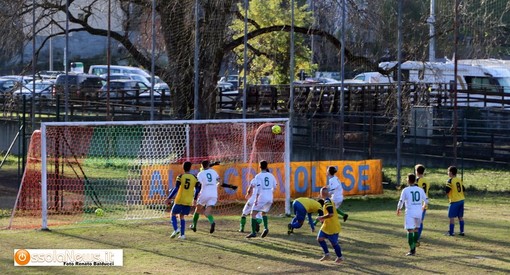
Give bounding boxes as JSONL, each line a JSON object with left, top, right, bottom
{"left": 2, "top": 192, "right": 509, "bottom": 274}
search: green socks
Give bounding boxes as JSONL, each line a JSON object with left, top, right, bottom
{"left": 407, "top": 232, "right": 414, "bottom": 249}
{"left": 192, "top": 213, "right": 199, "bottom": 227}
{"left": 407, "top": 232, "right": 417, "bottom": 250}
{"left": 262, "top": 216, "right": 268, "bottom": 229}
{"left": 251, "top": 218, "right": 257, "bottom": 233}
{"left": 336, "top": 208, "right": 346, "bottom": 217}
{"left": 256, "top": 218, "right": 263, "bottom": 225}
{"left": 240, "top": 216, "right": 246, "bottom": 231}
{"left": 207, "top": 215, "right": 214, "bottom": 224}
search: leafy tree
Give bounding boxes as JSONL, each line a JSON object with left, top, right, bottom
{"left": 229, "top": 0, "right": 315, "bottom": 84}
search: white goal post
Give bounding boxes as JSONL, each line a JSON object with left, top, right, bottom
{"left": 39, "top": 118, "right": 290, "bottom": 229}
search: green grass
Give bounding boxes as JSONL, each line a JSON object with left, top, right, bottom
{"left": 383, "top": 166, "right": 510, "bottom": 193}
{"left": 1, "top": 191, "right": 509, "bottom": 274}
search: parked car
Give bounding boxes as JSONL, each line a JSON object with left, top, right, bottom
{"left": 89, "top": 65, "right": 151, "bottom": 78}
{"left": 0, "top": 75, "right": 33, "bottom": 85}
{"left": 0, "top": 78, "right": 20, "bottom": 94}
{"left": 100, "top": 79, "right": 149, "bottom": 98}
{"left": 352, "top": 72, "right": 393, "bottom": 84}
{"left": 12, "top": 80, "right": 54, "bottom": 100}
{"left": 53, "top": 73, "right": 104, "bottom": 100}
{"left": 218, "top": 75, "right": 239, "bottom": 90}
{"left": 100, "top": 73, "right": 132, "bottom": 81}
{"left": 216, "top": 80, "right": 234, "bottom": 92}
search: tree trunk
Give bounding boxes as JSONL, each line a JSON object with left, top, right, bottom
{"left": 160, "top": 0, "right": 236, "bottom": 119}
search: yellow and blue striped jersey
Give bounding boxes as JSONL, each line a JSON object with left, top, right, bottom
{"left": 320, "top": 198, "right": 341, "bottom": 235}
{"left": 446, "top": 177, "right": 465, "bottom": 203}
{"left": 295, "top": 197, "right": 322, "bottom": 213}
{"left": 174, "top": 173, "right": 199, "bottom": 206}
{"left": 417, "top": 177, "right": 430, "bottom": 209}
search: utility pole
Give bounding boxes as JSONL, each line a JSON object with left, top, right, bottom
{"left": 427, "top": 0, "right": 436, "bottom": 62}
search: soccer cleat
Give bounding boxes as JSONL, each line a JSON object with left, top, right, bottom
{"left": 319, "top": 254, "right": 331, "bottom": 261}
{"left": 245, "top": 233, "right": 257, "bottom": 238}
{"left": 178, "top": 235, "right": 186, "bottom": 240}
{"left": 287, "top": 224, "right": 293, "bottom": 235}
{"left": 335, "top": 256, "right": 344, "bottom": 263}
{"left": 406, "top": 251, "right": 416, "bottom": 256}
{"left": 238, "top": 229, "right": 244, "bottom": 233}
{"left": 458, "top": 232, "right": 465, "bottom": 236}
{"left": 416, "top": 241, "right": 420, "bottom": 247}
{"left": 255, "top": 222, "right": 260, "bottom": 233}
{"left": 190, "top": 224, "right": 197, "bottom": 232}
{"left": 210, "top": 222, "right": 216, "bottom": 234}
{"left": 343, "top": 214, "right": 349, "bottom": 222}
{"left": 170, "top": 230, "right": 180, "bottom": 238}
{"left": 444, "top": 232, "right": 455, "bottom": 236}
{"left": 261, "top": 229, "right": 269, "bottom": 238}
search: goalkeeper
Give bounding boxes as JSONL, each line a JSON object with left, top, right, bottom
{"left": 287, "top": 197, "right": 324, "bottom": 234}
{"left": 190, "top": 160, "right": 237, "bottom": 234}
{"left": 166, "top": 161, "right": 201, "bottom": 240}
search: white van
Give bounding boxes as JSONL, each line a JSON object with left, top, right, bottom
{"left": 89, "top": 65, "right": 151, "bottom": 78}
{"left": 379, "top": 60, "right": 510, "bottom": 108}
{"left": 353, "top": 72, "right": 394, "bottom": 84}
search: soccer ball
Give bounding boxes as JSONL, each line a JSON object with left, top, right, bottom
{"left": 95, "top": 208, "right": 104, "bottom": 217}
{"left": 271, "top": 125, "right": 282, "bottom": 135}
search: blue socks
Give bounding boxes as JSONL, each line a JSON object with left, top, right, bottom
{"left": 171, "top": 216, "right": 178, "bottom": 231}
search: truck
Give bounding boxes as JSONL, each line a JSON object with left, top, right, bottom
{"left": 379, "top": 60, "right": 510, "bottom": 108}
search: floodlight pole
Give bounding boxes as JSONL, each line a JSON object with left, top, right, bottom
{"left": 396, "top": 0, "right": 403, "bottom": 186}
{"left": 64, "top": 0, "right": 69, "bottom": 122}
{"left": 31, "top": 0, "right": 36, "bottom": 131}
{"left": 452, "top": 0, "right": 459, "bottom": 165}
{"left": 339, "top": 0, "right": 346, "bottom": 160}
{"left": 289, "top": 0, "right": 295, "bottom": 151}
{"left": 428, "top": 0, "right": 436, "bottom": 62}
{"left": 150, "top": 0, "right": 156, "bottom": 120}
{"left": 242, "top": 0, "right": 248, "bottom": 119}
{"left": 106, "top": 0, "right": 111, "bottom": 121}
{"left": 193, "top": 0, "right": 200, "bottom": 120}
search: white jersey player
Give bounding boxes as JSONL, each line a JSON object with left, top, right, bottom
{"left": 196, "top": 165, "right": 220, "bottom": 207}
{"left": 326, "top": 166, "right": 349, "bottom": 222}
{"left": 191, "top": 160, "right": 237, "bottom": 234}
{"left": 239, "top": 179, "right": 262, "bottom": 232}
{"left": 246, "top": 160, "right": 278, "bottom": 239}
{"left": 397, "top": 173, "right": 428, "bottom": 256}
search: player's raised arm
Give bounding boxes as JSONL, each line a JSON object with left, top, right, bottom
{"left": 166, "top": 175, "right": 182, "bottom": 204}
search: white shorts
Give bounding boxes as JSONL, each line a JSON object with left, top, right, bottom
{"left": 197, "top": 195, "right": 217, "bottom": 207}
{"left": 404, "top": 215, "right": 422, "bottom": 230}
{"left": 242, "top": 202, "right": 263, "bottom": 218}
{"left": 251, "top": 200, "right": 273, "bottom": 213}
{"left": 332, "top": 197, "right": 344, "bottom": 208}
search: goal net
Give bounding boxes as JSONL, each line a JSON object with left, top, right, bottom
{"left": 8, "top": 118, "right": 290, "bottom": 230}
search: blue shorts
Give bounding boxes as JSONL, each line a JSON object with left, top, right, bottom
{"left": 317, "top": 230, "right": 339, "bottom": 244}
{"left": 448, "top": 200, "right": 464, "bottom": 218}
{"left": 172, "top": 204, "right": 191, "bottom": 215}
{"left": 292, "top": 201, "right": 307, "bottom": 223}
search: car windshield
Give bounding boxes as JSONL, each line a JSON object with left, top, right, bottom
{"left": 496, "top": 77, "right": 510, "bottom": 93}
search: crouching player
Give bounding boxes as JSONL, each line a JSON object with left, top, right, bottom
{"left": 316, "top": 187, "right": 344, "bottom": 263}
{"left": 166, "top": 161, "right": 201, "bottom": 240}
{"left": 288, "top": 197, "right": 324, "bottom": 234}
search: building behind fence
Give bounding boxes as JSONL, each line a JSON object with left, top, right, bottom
{"left": 1, "top": 83, "right": 509, "bottom": 169}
